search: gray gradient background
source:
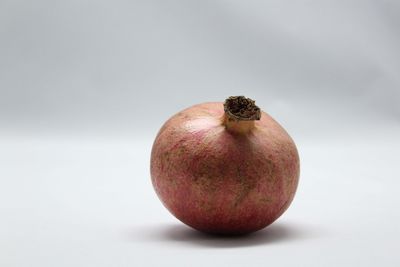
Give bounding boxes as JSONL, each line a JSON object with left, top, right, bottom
{"left": 1, "top": 1, "right": 400, "bottom": 266}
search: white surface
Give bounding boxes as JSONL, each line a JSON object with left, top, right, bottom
{"left": 1, "top": 131, "right": 399, "bottom": 267}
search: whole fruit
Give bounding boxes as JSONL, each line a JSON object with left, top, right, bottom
{"left": 150, "top": 96, "right": 299, "bottom": 234}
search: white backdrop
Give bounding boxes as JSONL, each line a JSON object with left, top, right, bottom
{"left": 1, "top": 1, "right": 399, "bottom": 266}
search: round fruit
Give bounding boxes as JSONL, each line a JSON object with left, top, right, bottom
{"left": 150, "top": 96, "right": 300, "bottom": 234}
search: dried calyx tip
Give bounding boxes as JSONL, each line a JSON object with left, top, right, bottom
{"left": 224, "top": 96, "right": 261, "bottom": 121}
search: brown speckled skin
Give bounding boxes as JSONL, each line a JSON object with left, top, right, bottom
{"left": 150, "top": 102, "right": 300, "bottom": 234}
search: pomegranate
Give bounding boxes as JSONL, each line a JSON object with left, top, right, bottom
{"left": 150, "top": 96, "right": 299, "bottom": 234}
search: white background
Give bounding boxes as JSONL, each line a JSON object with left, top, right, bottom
{"left": 1, "top": 1, "right": 400, "bottom": 266}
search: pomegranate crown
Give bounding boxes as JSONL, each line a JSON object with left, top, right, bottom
{"left": 224, "top": 96, "right": 261, "bottom": 121}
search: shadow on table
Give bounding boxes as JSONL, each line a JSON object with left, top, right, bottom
{"left": 129, "top": 222, "right": 316, "bottom": 248}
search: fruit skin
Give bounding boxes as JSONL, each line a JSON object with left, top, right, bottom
{"left": 150, "top": 102, "right": 300, "bottom": 235}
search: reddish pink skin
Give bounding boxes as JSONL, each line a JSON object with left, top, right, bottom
{"left": 151, "top": 102, "right": 300, "bottom": 234}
